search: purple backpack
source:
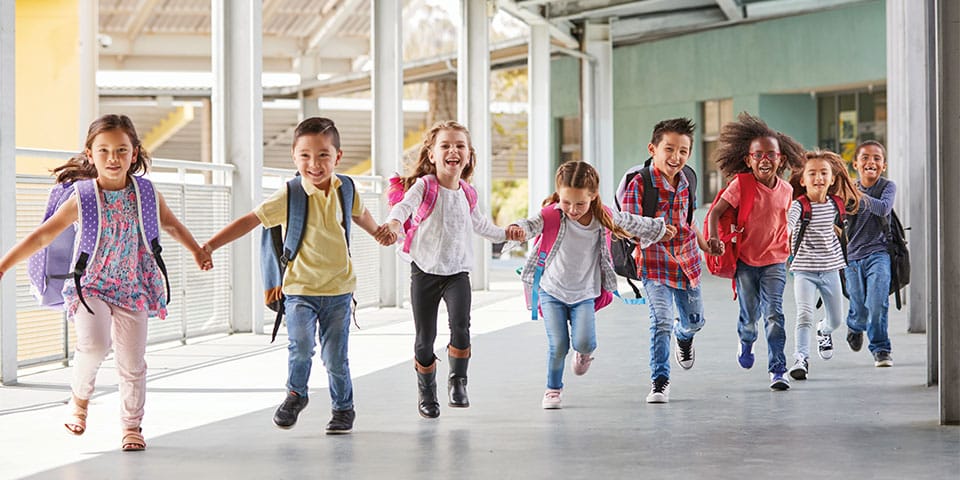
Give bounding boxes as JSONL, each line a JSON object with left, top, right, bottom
{"left": 27, "top": 177, "right": 170, "bottom": 313}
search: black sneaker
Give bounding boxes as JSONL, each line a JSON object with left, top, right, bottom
{"left": 873, "top": 351, "right": 894, "bottom": 368}
{"left": 645, "top": 376, "right": 670, "bottom": 403}
{"left": 325, "top": 408, "right": 356, "bottom": 434}
{"left": 273, "top": 392, "right": 308, "bottom": 429}
{"left": 788, "top": 358, "right": 809, "bottom": 380}
{"left": 846, "top": 331, "right": 864, "bottom": 352}
{"left": 817, "top": 330, "right": 834, "bottom": 360}
{"left": 676, "top": 337, "right": 695, "bottom": 370}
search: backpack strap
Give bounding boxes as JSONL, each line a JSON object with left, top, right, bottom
{"left": 269, "top": 176, "right": 308, "bottom": 342}
{"left": 72, "top": 180, "right": 102, "bottom": 315}
{"left": 639, "top": 166, "right": 658, "bottom": 218}
{"left": 460, "top": 180, "right": 478, "bottom": 211}
{"left": 530, "top": 205, "right": 561, "bottom": 320}
{"left": 829, "top": 194, "right": 849, "bottom": 264}
{"left": 131, "top": 176, "right": 171, "bottom": 308}
{"left": 401, "top": 175, "right": 440, "bottom": 253}
{"left": 682, "top": 165, "right": 698, "bottom": 225}
{"left": 735, "top": 173, "right": 757, "bottom": 227}
{"left": 336, "top": 174, "right": 355, "bottom": 250}
{"left": 792, "top": 195, "right": 813, "bottom": 259}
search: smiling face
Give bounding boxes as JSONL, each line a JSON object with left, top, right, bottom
{"left": 557, "top": 186, "right": 597, "bottom": 224}
{"left": 746, "top": 136, "right": 782, "bottom": 187}
{"left": 800, "top": 158, "right": 836, "bottom": 201}
{"left": 428, "top": 129, "right": 471, "bottom": 181}
{"left": 853, "top": 144, "right": 886, "bottom": 187}
{"left": 648, "top": 132, "right": 692, "bottom": 183}
{"left": 292, "top": 132, "right": 342, "bottom": 190}
{"left": 85, "top": 129, "right": 137, "bottom": 189}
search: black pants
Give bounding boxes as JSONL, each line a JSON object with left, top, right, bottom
{"left": 410, "top": 262, "right": 472, "bottom": 366}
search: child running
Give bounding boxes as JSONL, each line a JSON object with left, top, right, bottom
{"left": 0, "top": 114, "right": 212, "bottom": 451}
{"left": 620, "top": 118, "right": 710, "bottom": 403}
{"left": 203, "top": 117, "right": 383, "bottom": 434}
{"left": 844, "top": 141, "right": 896, "bottom": 367}
{"left": 787, "top": 150, "right": 861, "bottom": 380}
{"left": 706, "top": 112, "right": 804, "bottom": 390}
{"left": 512, "top": 161, "right": 674, "bottom": 409}
{"left": 378, "top": 121, "right": 508, "bottom": 419}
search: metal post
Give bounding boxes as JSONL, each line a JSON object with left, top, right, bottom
{"left": 582, "top": 22, "right": 614, "bottom": 201}
{"left": 0, "top": 0, "right": 17, "bottom": 385}
{"left": 528, "top": 23, "right": 552, "bottom": 220}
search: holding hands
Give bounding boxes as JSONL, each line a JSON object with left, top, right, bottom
{"left": 195, "top": 244, "right": 214, "bottom": 270}
{"left": 660, "top": 224, "right": 678, "bottom": 243}
{"left": 505, "top": 224, "right": 526, "bottom": 242}
{"left": 374, "top": 220, "right": 401, "bottom": 246}
{"left": 706, "top": 237, "right": 725, "bottom": 256}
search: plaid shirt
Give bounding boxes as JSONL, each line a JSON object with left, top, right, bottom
{"left": 620, "top": 166, "right": 702, "bottom": 289}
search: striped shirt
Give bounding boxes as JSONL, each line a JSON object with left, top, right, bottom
{"left": 787, "top": 198, "right": 846, "bottom": 272}
{"left": 620, "top": 167, "right": 701, "bottom": 289}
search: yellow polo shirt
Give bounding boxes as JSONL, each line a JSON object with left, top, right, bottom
{"left": 255, "top": 175, "right": 364, "bottom": 296}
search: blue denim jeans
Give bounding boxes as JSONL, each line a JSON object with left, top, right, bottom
{"left": 284, "top": 293, "right": 354, "bottom": 411}
{"left": 793, "top": 270, "right": 844, "bottom": 360}
{"left": 641, "top": 279, "right": 706, "bottom": 381}
{"left": 735, "top": 261, "right": 787, "bottom": 374}
{"left": 844, "top": 252, "right": 892, "bottom": 354}
{"left": 539, "top": 290, "right": 597, "bottom": 390}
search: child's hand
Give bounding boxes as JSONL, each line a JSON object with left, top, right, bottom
{"left": 195, "top": 244, "right": 214, "bottom": 270}
{"left": 706, "top": 237, "right": 725, "bottom": 256}
{"left": 660, "top": 224, "right": 677, "bottom": 242}
{"left": 374, "top": 224, "right": 398, "bottom": 246}
{"left": 505, "top": 224, "right": 526, "bottom": 242}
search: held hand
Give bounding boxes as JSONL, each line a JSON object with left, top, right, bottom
{"left": 505, "top": 224, "right": 526, "bottom": 242}
{"left": 374, "top": 224, "right": 398, "bottom": 246}
{"left": 660, "top": 224, "right": 677, "bottom": 242}
{"left": 706, "top": 237, "right": 725, "bottom": 256}
{"left": 195, "top": 244, "right": 214, "bottom": 271}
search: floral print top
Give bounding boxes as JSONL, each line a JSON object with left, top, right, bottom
{"left": 62, "top": 184, "right": 168, "bottom": 319}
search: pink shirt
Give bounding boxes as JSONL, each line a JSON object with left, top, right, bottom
{"left": 720, "top": 175, "right": 792, "bottom": 267}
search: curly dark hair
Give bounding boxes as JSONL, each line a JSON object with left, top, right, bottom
{"left": 711, "top": 112, "right": 804, "bottom": 178}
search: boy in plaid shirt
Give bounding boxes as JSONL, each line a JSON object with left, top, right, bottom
{"left": 620, "top": 118, "right": 715, "bottom": 403}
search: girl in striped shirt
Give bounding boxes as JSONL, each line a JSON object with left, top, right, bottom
{"left": 786, "top": 150, "right": 860, "bottom": 380}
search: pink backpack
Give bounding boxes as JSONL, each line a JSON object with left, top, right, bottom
{"left": 524, "top": 204, "right": 615, "bottom": 320}
{"left": 386, "top": 174, "right": 478, "bottom": 253}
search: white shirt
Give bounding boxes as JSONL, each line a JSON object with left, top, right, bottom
{"left": 386, "top": 177, "right": 506, "bottom": 276}
{"left": 540, "top": 216, "right": 602, "bottom": 304}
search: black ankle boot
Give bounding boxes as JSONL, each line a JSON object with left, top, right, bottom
{"left": 447, "top": 346, "right": 470, "bottom": 408}
{"left": 415, "top": 362, "right": 440, "bottom": 418}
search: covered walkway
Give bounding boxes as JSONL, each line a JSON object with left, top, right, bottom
{"left": 1, "top": 261, "right": 956, "bottom": 479}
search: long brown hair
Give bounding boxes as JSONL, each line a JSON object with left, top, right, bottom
{"left": 542, "top": 161, "right": 632, "bottom": 239}
{"left": 397, "top": 120, "right": 476, "bottom": 190}
{"left": 789, "top": 149, "right": 861, "bottom": 214}
{"left": 52, "top": 114, "right": 151, "bottom": 184}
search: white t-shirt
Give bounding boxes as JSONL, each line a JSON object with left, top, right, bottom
{"left": 540, "top": 217, "right": 602, "bottom": 304}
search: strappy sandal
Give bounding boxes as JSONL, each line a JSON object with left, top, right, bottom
{"left": 64, "top": 397, "right": 88, "bottom": 436}
{"left": 121, "top": 427, "right": 146, "bottom": 452}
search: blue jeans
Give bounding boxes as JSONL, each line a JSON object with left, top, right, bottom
{"left": 284, "top": 293, "right": 354, "bottom": 411}
{"left": 793, "top": 270, "right": 844, "bottom": 359}
{"left": 539, "top": 290, "right": 597, "bottom": 390}
{"left": 642, "top": 279, "right": 706, "bottom": 381}
{"left": 735, "top": 261, "right": 787, "bottom": 374}
{"left": 845, "top": 252, "right": 892, "bottom": 354}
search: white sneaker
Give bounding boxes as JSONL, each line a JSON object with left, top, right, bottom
{"left": 542, "top": 389, "right": 562, "bottom": 409}
{"left": 817, "top": 329, "right": 834, "bottom": 360}
{"left": 788, "top": 357, "right": 808, "bottom": 380}
{"left": 645, "top": 376, "right": 670, "bottom": 403}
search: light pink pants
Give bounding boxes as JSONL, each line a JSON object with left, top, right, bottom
{"left": 71, "top": 297, "right": 149, "bottom": 429}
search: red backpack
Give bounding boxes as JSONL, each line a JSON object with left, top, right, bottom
{"left": 524, "top": 204, "right": 614, "bottom": 320}
{"left": 703, "top": 173, "right": 757, "bottom": 299}
{"left": 386, "top": 174, "right": 478, "bottom": 253}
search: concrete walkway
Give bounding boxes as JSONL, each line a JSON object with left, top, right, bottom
{"left": 0, "top": 260, "right": 957, "bottom": 479}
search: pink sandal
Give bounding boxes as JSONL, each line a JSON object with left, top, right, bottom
{"left": 64, "top": 397, "right": 88, "bottom": 436}
{"left": 121, "top": 427, "right": 146, "bottom": 451}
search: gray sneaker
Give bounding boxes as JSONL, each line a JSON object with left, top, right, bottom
{"left": 789, "top": 358, "right": 809, "bottom": 380}
{"left": 325, "top": 408, "right": 355, "bottom": 434}
{"left": 874, "top": 351, "right": 894, "bottom": 367}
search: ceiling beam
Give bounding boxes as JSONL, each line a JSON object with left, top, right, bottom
{"left": 745, "top": 0, "right": 874, "bottom": 20}
{"left": 715, "top": 0, "right": 745, "bottom": 21}
{"left": 101, "top": 33, "right": 300, "bottom": 58}
{"left": 306, "top": 0, "right": 366, "bottom": 54}
{"left": 549, "top": 0, "right": 716, "bottom": 22}
{"left": 99, "top": 56, "right": 293, "bottom": 72}
{"left": 611, "top": 9, "right": 728, "bottom": 42}
{"left": 125, "top": 0, "right": 163, "bottom": 42}
{"left": 497, "top": 0, "right": 578, "bottom": 49}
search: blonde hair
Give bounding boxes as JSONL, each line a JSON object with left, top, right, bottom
{"left": 789, "top": 149, "right": 861, "bottom": 214}
{"left": 542, "top": 161, "right": 632, "bottom": 239}
{"left": 397, "top": 120, "right": 476, "bottom": 190}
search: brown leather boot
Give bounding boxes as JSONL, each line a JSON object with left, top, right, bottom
{"left": 415, "top": 359, "right": 440, "bottom": 418}
{"left": 447, "top": 345, "right": 470, "bottom": 408}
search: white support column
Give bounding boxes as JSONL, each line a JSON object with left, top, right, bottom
{"left": 459, "top": 0, "right": 492, "bottom": 290}
{"left": 936, "top": 0, "right": 960, "bottom": 426}
{"left": 582, "top": 22, "right": 614, "bottom": 202}
{"left": 212, "top": 0, "right": 263, "bottom": 333}
{"left": 78, "top": 0, "right": 98, "bottom": 135}
{"left": 371, "top": 0, "right": 403, "bottom": 307}
{"left": 528, "top": 24, "right": 552, "bottom": 219}
{"left": 297, "top": 55, "right": 321, "bottom": 121}
{"left": 1, "top": 0, "right": 17, "bottom": 385}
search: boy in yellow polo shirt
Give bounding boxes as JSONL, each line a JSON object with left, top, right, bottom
{"left": 203, "top": 117, "right": 384, "bottom": 434}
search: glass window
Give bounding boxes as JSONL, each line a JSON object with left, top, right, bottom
{"left": 702, "top": 98, "right": 734, "bottom": 202}
{"left": 816, "top": 88, "right": 887, "bottom": 169}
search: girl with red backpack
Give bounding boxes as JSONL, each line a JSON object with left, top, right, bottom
{"left": 511, "top": 161, "right": 673, "bottom": 409}
{"left": 378, "top": 121, "right": 511, "bottom": 419}
{"left": 0, "top": 114, "right": 211, "bottom": 451}
{"left": 705, "top": 113, "right": 804, "bottom": 391}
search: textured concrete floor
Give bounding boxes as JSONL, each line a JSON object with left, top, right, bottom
{"left": 1, "top": 260, "right": 957, "bottom": 480}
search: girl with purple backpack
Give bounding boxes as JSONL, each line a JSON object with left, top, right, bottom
{"left": 511, "top": 161, "right": 673, "bottom": 409}
{"left": 0, "top": 114, "right": 211, "bottom": 451}
{"left": 376, "top": 121, "right": 514, "bottom": 419}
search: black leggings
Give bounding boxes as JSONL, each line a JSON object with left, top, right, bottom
{"left": 410, "top": 262, "right": 472, "bottom": 366}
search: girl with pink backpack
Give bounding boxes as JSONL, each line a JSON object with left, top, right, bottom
{"left": 376, "top": 121, "right": 517, "bottom": 419}
{"left": 511, "top": 161, "right": 674, "bottom": 409}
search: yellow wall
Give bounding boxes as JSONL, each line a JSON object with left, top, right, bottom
{"left": 15, "top": 0, "right": 81, "bottom": 174}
